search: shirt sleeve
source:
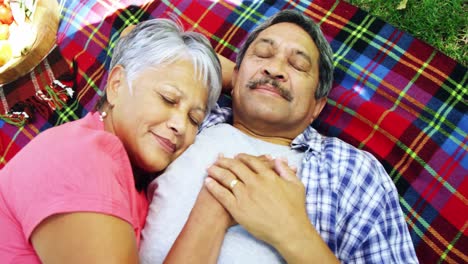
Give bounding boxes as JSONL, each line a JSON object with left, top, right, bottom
{"left": 336, "top": 154, "right": 418, "bottom": 263}
{"left": 199, "top": 104, "right": 232, "bottom": 131}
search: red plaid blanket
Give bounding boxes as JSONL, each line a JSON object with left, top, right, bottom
{"left": 0, "top": 1, "right": 466, "bottom": 263}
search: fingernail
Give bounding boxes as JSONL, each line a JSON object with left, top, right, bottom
{"left": 205, "top": 177, "right": 213, "bottom": 185}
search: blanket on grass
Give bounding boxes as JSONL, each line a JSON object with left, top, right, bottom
{"left": 0, "top": 1, "right": 466, "bottom": 263}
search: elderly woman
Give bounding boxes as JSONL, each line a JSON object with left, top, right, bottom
{"left": 0, "top": 19, "right": 222, "bottom": 263}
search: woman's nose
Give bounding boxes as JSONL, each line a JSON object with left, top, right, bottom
{"left": 167, "top": 112, "right": 187, "bottom": 136}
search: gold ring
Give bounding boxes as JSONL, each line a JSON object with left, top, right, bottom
{"left": 229, "top": 179, "right": 239, "bottom": 190}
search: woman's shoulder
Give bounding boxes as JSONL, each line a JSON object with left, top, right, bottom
{"left": 39, "top": 112, "right": 123, "bottom": 156}
{"left": 5, "top": 112, "right": 127, "bottom": 174}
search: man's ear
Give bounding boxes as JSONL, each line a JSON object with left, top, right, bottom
{"left": 309, "top": 97, "right": 327, "bottom": 123}
{"left": 231, "top": 66, "right": 239, "bottom": 95}
{"left": 106, "top": 65, "right": 126, "bottom": 107}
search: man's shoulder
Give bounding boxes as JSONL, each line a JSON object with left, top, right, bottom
{"left": 309, "top": 133, "right": 378, "bottom": 164}
{"left": 303, "top": 133, "right": 394, "bottom": 192}
{"left": 200, "top": 105, "right": 233, "bottom": 131}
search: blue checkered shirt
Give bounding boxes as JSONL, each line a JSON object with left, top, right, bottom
{"left": 200, "top": 104, "right": 419, "bottom": 263}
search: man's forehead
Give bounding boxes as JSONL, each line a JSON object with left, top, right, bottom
{"left": 252, "top": 23, "right": 318, "bottom": 59}
{"left": 255, "top": 23, "right": 313, "bottom": 46}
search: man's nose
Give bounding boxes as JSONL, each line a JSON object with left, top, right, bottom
{"left": 262, "top": 58, "right": 287, "bottom": 81}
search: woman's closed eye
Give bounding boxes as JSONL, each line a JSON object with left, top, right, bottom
{"left": 160, "top": 93, "right": 177, "bottom": 105}
{"left": 188, "top": 113, "right": 203, "bottom": 126}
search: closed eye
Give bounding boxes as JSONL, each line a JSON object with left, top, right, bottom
{"left": 289, "top": 57, "right": 311, "bottom": 72}
{"left": 254, "top": 42, "right": 273, "bottom": 58}
{"left": 160, "top": 94, "right": 177, "bottom": 105}
{"left": 255, "top": 49, "right": 272, "bottom": 58}
{"left": 189, "top": 116, "right": 200, "bottom": 126}
{"left": 189, "top": 112, "right": 204, "bottom": 127}
{"left": 291, "top": 61, "right": 308, "bottom": 72}
{"left": 289, "top": 51, "right": 312, "bottom": 72}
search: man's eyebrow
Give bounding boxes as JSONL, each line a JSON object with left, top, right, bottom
{"left": 256, "top": 38, "right": 274, "bottom": 46}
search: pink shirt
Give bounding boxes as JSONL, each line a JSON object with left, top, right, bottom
{"left": 0, "top": 112, "right": 148, "bottom": 263}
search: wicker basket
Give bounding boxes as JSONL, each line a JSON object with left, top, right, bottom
{"left": 0, "top": 0, "right": 60, "bottom": 85}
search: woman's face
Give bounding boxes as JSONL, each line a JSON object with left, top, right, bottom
{"left": 105, "top": 59, "right": 208, "bottom": 173}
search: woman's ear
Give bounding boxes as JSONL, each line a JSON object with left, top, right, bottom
{"left": 106, "top": 65, "right": 126, "bottom": 107}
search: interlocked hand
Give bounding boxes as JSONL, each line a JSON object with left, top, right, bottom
{"left": 204, "top": 153, "right": 309, "bottom": 248}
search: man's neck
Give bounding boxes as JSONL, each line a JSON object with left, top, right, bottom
{"left": 232, "top": 122, "right": 292, "bottom": 146}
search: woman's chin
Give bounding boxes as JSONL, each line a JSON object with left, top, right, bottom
{"left": 142, "top": 156, "right": 171, "bottom": 173}
{"left": 133, "top": 147, "right": 172, "bottom": 173}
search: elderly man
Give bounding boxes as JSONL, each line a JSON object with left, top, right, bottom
{"left": 140, "top": 10, "right": 418, "bottom": 264}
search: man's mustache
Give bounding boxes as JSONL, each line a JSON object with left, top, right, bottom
{"left": 246, "top": 78, "right": 293, "bottom": 101}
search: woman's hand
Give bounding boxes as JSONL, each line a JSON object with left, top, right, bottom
{"left": 204, "top": 153, "right": 339, "bottom": 264}
{"left": 165, "top": 186, "right": 233, "bottom": 264}
{"left": 193, "top": 185, "right": 236, "bottom": 227}
{"left": 204, "top": 153, "right": 307, "bottom": 247}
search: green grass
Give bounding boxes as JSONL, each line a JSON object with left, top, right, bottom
{"left": 345, "top": 0, "right": 468, "bottom": 66}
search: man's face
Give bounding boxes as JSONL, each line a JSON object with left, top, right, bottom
{"left": 232, "top": 22, "right": 326, "bottom": 141}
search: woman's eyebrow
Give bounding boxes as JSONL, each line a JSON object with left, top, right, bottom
{"left": 173, "top": 86, "right": 207, "bottom": 113}
{"left": 192, "top": 106, "right": 207, "bottom": 113}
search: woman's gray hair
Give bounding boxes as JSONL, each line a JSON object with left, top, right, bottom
{"left": 97, "top": 18, "right": 222, "bottom": 112}
{"left": 235, "top": 9, "right": 334, "bottom": 99}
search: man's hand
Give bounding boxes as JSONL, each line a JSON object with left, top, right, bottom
{"left": 204, "top": 153, "right": 308, "bottom": 247}
{"left": 204, "top": 153, "right": 339, "bottom": 264}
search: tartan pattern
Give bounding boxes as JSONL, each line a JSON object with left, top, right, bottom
{"left": 0, "top": 47, "right": 76, "bottom": 125}
{"left": 0, "top": 0, "right": 466, "bottom": 263}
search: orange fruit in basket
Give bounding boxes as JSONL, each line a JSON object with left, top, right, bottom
{"left": 0, "top": 40, "right": 12, "bottom": 66}
{"left": 0, "top": 4, "right": 13, "bottom": 25}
